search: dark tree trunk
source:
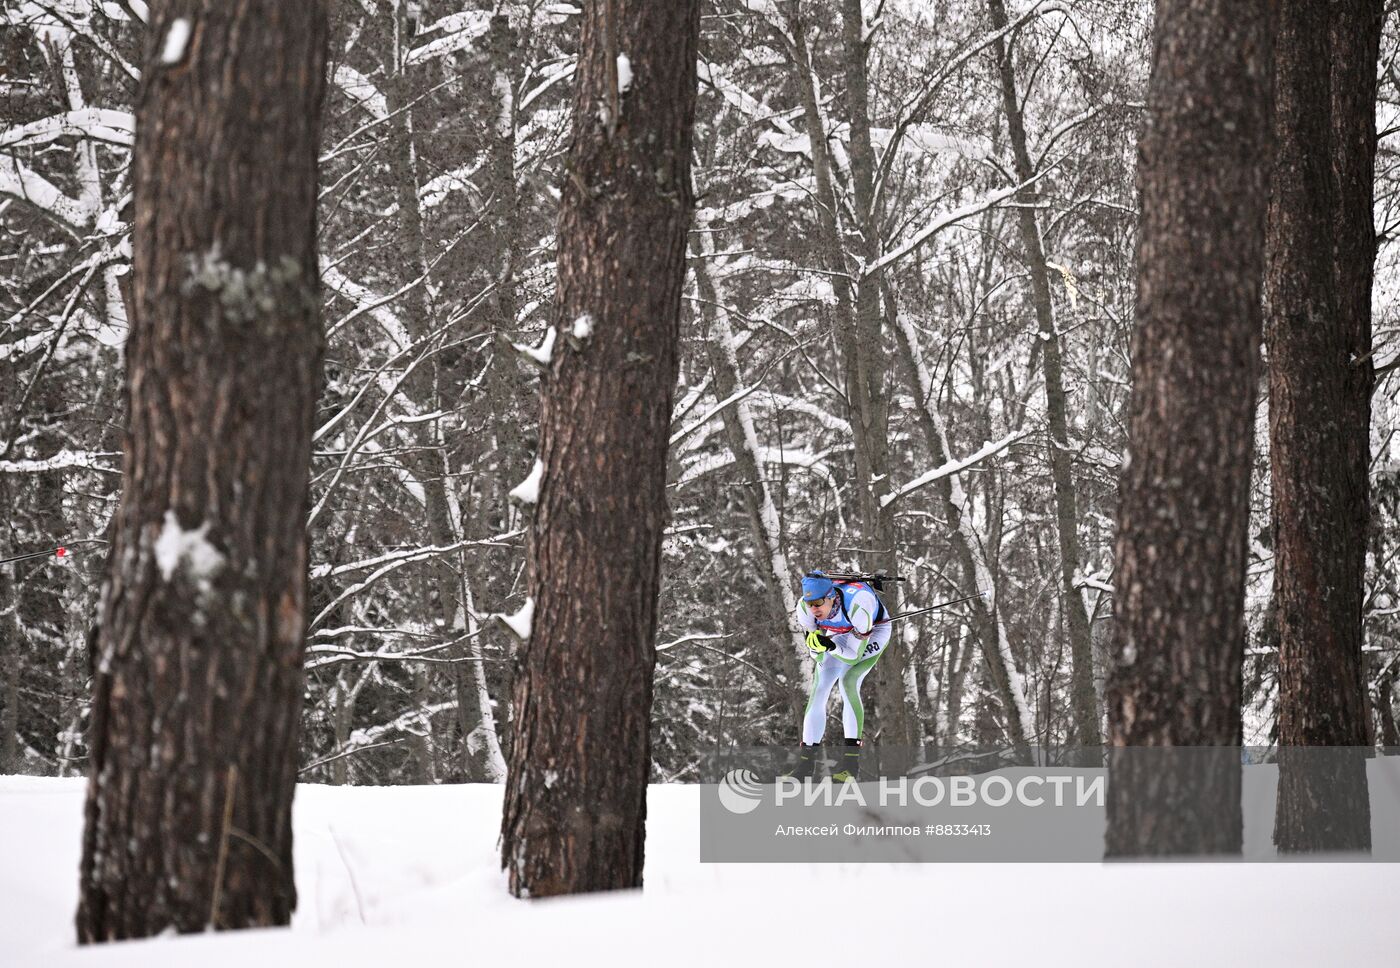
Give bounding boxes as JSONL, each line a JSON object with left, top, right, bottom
{"left": 1105, "top": 0, "right": 1274, "bottom": 856}
{"left": 987, "top": 0, "right": 1099, "bottom": 749}
{"left": 499, "top": 0, "right": 700, "bottom": 898}
{"left": 479, "top": 12, "right": 528, "bottom": 764}
{"left": 1268, "top": 0, "right": 1381, "bottom": 853}
{"left": 77, "top": 0, "right": 328, "bottom": 940}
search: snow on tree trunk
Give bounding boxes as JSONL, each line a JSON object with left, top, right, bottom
{"left": 77, "top": 0, "right": 328, "bottom": 939}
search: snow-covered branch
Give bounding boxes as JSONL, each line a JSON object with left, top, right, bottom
{"left": 882, "top": 429, "right": 1029, "bottom": 508}
{"left": 862, "top": 178, "right": 1042, "bottom": 279}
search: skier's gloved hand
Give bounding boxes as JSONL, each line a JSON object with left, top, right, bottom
{"left": 805, "top": 631, "right": 834, "bottom": 654}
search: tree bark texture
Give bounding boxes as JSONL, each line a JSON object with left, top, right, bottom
{"left": 987, "top": 0, "right": 1099, "bottom": 749}
{"left": 1105, "top": 0, "right": 1274, "bottom": 856}
{"left": 77, "top": 0, "right": 328, "bottom": 940}
{"left": 1268, "top": 0, "right": 1381, "bottom": 853}
{"left": 500, "top": 0, "right": 700, "bottom": 898}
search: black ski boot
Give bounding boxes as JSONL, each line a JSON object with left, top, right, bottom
{"left": 831, "top": 737, "right": 861, "bottom": 782}
{"left": 779, "top": 742, "right": 821, "bottom": 781}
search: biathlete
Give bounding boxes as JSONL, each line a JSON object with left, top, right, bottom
{"left": 788, "top": 569, "right": 892, "bottom": 781}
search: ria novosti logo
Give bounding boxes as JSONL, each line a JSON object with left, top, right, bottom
{"left": 716, "top": 770, "right": 1107, "bottom": 813}
{"left": 718, "top": 769, "right": 765, "bottom": 814}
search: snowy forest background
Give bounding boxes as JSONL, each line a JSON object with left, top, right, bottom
{"left": 4, "top": 0, "right": 1400, "bottom": 786}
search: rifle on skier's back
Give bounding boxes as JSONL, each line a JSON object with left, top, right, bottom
{"left": 814, "top": 570, "right": 987, "bottom": 622}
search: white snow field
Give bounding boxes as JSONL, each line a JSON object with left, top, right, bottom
{"left": 2, "top": 775, "right": 1396, "bottom": 967}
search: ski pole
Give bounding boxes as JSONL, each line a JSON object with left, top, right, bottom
{"left": 0, "top": 546, "right": 71, "bottom": 567}
{"left": 886, "top": 590, "right": 988, "bottom": 623}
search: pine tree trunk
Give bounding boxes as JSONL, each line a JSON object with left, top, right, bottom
{"left": 499, "top": 0, "right": 700, "bottom": 898}
{"left": 1105, "top": 0, "right": 1274, "bottom": 856}
{"left": 1267, "top": 0, "right": 1381, "bottom": 853}
{"left": 986, "top": 0, "right": 1099, "bottom": 749}
{"left": 77, "top": 0, "right": 328, "bottom": 940}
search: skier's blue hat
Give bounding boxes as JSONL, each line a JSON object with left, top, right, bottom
{"left": 802, "top": 571, "right": 835, "bottom": 602}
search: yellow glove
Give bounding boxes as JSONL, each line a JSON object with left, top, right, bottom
{"left": 805, "top": 630, "right": 834, "bottom": 653}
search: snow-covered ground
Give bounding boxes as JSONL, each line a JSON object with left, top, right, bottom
{"left": 2, "top": 775, "right": 1396, "bottom": 967}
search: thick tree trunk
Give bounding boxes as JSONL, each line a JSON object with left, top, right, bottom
{"left": 499, "top": 0, "right": 700, "bottom": 898}
{"left": 1105, "top": 0, "right": 1274, "bottom": 856}
{"left": 77, "top": 0, "right": 328, "bottom": 940}
{"left": 1267, "top": 0, "right": 1381, "bottom": 853}
{"left": 986, "top": 0, "right": 1099, "bottom": 749}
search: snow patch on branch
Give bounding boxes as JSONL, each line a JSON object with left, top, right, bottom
{"left": 333, "top": 64, "right": 387, "bottom": 119}
{"left": 1074, "top": 572, "right": 1114, "bottom": 595}
{"left": 882, "top": 430, "right": 1027, "bottom": 508}
{"left": 869, "top": 124, "right": 991, "bottom": 160}
{"left": 0, "top": 108, "right": 135, "bottom": 150}
{"left": 0, "top": 449, "right": 119, "bottom": 475}
{"left": 864, "top": 178, "right": 1042, "bottom": 279}
{"left": 406, "top": 11, "right": 490, "bottom": 66}
{"left": 0, "top": 155, "right": 91, "bottom": 230}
